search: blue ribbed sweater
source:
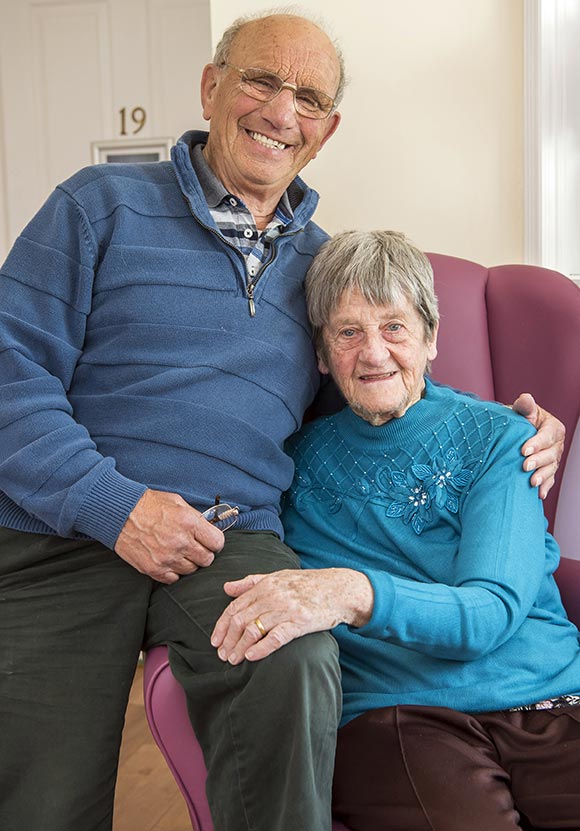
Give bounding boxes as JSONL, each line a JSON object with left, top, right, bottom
{"left": 0, "top": 130, "right": 326, "bottom": 548}
{"left": 283, "top": 379, "right": 580, "bottom": 725}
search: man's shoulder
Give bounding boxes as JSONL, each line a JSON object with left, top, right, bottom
{"left": 290, "top": 220, "right": 329, "bottom": 260}
{"left": 60, "top": 160, "right": 174, "bottom": 195}
{"left": 56, "top": 160, "right": 185, "bottom": 222}
{"left": 303, "top": 218, "right": 330, "bottom": 243}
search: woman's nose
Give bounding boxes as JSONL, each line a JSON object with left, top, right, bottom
{"left": 360, "top": 332, "right": 390, "bottom": 364}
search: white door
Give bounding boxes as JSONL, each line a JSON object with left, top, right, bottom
{"left": 0, "top": 0, "right": 211, "bottom": 260}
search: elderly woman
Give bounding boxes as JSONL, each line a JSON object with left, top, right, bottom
{"left": 211, "top": 230, "right": 580, "bottom": 831}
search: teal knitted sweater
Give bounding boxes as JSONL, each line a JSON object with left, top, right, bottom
{"left": 283, "top": 378, "right": 580, "bottom": 726}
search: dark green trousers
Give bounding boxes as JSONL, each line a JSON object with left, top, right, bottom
{"left": 0, "top": 527, "right": 341, "bottom": 831}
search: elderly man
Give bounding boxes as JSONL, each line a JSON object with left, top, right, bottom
{"left": 0, "top": 10, "right": 564, "bottom": 831}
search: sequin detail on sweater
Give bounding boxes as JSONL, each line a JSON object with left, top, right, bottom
{"left": 290, "top": 399, "right": 496, "bottom": 537}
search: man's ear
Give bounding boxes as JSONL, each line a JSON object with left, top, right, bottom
{"left": 200, "top": 64, "right": 220, "bottom": 121}
{"left": 322, "top": 110, "right": 341, "bottom": 147}
{"left": 310, "top": 110, "right": 341, "bottom": 161}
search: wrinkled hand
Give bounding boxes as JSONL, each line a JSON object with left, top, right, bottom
{"left": 211, "top": 568, "right": 373, "bottom": 664}
{"left": 115, "top": 489, "right": 224, "bottom": 584}
{"left": 512, "top": 394, "right": 565, "bottom": 499}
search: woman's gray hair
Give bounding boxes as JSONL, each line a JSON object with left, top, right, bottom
{"left": 212, "top": 7, "right": 347, "bottom": 106}
{"left": 305, "top": 230, "right": 439, "bottom": 355}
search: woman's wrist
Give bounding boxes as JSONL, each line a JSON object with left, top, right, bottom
{"left": 338, "top": 568, "right": 374, "bottom": 627}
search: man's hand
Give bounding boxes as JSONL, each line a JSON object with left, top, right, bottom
{"left": 512, "top": 393, "right": 565, "bottom": 499}
{"left": 210, "top": 568, "right": 374, "bottom": 664}
{"left": 115, "top": 489, "right": 224, "bottom": 584}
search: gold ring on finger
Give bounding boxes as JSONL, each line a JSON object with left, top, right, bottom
{"left": 254, "top": 616, "right": 267, "bottom": 638}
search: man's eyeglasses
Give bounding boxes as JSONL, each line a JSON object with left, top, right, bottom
{"left": 220, "top": 64, "right": 336, "bottom": 120}
{"left": 201, "top": 495, "right": 239, "bottom": 532}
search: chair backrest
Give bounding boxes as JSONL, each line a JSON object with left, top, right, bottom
{"left": 429, "top": 253, "right": 580, "bottom": 534}
{"left": 428, "top": 253, "right": 495, "bottom": 400}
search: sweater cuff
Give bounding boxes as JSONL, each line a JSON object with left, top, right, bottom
{"left": 350, "top": 567, "right": 396, "bottom": 638}
{"left": 74, "top": 467, "right": 148, "bottom": 550}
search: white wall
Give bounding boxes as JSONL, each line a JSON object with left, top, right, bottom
{"left": 0, "top": 59, "right": 7, "bottom": 261}
{"left": 210, "top": 0, "right": 524, "bottom": 266}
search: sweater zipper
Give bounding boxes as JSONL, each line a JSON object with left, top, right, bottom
{"left": 181, "top": 193, "right": 302, "bottom": 318}
{"left": 246, "top": 240, "right": 278, "bottom": 317}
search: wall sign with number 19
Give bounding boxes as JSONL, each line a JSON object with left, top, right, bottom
{"left": 119, "top": 106, "right": 147, "bottom": 136}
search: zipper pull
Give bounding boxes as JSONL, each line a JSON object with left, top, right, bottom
{"left": 247, "top": 283, "right": 256, "bottom": 317}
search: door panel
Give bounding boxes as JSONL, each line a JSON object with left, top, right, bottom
{"left": 0, "top": 0, "right": 211, "bottom": 260}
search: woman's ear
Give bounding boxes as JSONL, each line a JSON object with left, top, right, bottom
{"left": 427, "top": 322, "right": 439, "bottom": 363}
{"left": 317, "top": 352, "right": 330, "bottom": 375}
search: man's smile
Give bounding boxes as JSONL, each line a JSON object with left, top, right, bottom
{"left": 247, "top": 129, "right": 289, "bottom": 151}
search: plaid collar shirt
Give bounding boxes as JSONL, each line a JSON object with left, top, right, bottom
{"left": 190, "top": 143, "right": 295, "bottom": 283}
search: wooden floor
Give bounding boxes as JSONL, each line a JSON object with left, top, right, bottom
{"left": 113, "top": 665, "right": 193, "bottom": 831}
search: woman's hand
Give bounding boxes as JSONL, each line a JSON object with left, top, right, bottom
{"left": 211, "top": 568, "right": 374, "bottom": 664}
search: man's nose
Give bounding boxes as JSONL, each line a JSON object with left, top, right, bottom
{"left": 259, "top": 87, "right": 298, "bottom": 128}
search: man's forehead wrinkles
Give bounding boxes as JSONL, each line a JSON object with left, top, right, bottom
{"left": 239, "top": 51, "right": 336, "bottom": 82}
{"left": 231, "top": 29, "right": 339, "bottom": 92}
{"left": 273, "top": 50, "right": 337, "bottom": 87}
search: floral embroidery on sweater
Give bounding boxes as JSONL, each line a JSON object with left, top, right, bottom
{"left": 292, "top": 448, "right": 473, "bottom": 536}
{"left": 378, "top": 448, "right": 473, "bottom": 534}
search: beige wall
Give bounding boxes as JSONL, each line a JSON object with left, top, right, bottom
{"left": 210, "top": 0, "right": 524, "bottom": 265}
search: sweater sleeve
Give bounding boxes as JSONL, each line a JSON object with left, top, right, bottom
{"left": 356, "top": 417, "right": 549, "bottom": 660}
{"left": 0, "top": 186, "right": 146, "bottom": 548}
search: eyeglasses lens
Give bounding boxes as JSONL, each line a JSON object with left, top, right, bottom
{"left": 202, "top": 503, "right": 239, "bottom": 532}
{"left": 239, "top": 68, "right": 333, "bottom": 119}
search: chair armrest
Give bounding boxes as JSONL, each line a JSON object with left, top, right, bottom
{"left": 143, "top": 646, "right": 213, "bottom": 831}
{"left": 142, "top": 648, "right": 353, "bottom": 831}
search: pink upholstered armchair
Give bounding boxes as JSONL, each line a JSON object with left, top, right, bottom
{"left": 143, "top": 253, "right": 580, "bottom": 831}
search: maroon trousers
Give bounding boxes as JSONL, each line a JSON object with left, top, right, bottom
{"left": 333, "top": 704, "right": 580, "bottom": 831}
